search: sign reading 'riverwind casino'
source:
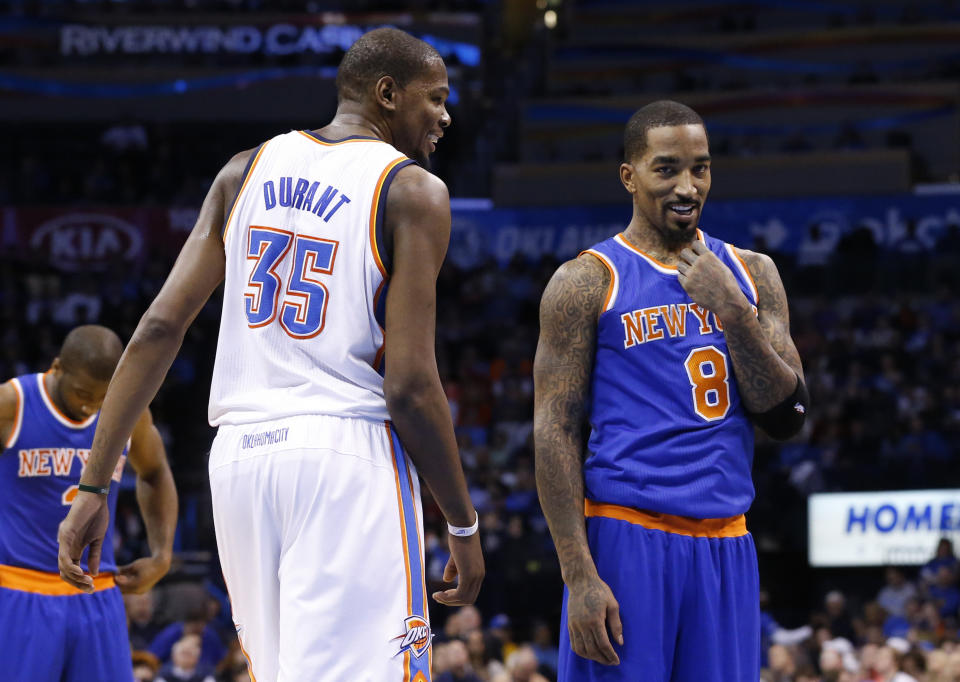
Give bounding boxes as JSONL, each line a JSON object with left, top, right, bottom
{"left": 808, "top": 490, "right": 960, "bottom": 567}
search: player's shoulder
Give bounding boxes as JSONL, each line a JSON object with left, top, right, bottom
{"left": 732, "top": 245, "right": 775, "bottom": 271}
{"left": 392, "top": 164, "right": 448, "bottom": 199}
{"left": 222, "top": 145, "right": 262, "bottom": 183}
{"left": 0, "top": 379, "right": 21, "bottom": 427}
{"left": 386, "top": 165, "right": 449, "bottom": 218}
{"left": 731, "top": 246, "right": 782, "bottom": 287}
{"left": 541, "top": 254, "right": 610, "bottom": 316}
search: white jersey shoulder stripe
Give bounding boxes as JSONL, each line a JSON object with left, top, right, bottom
{"left": 724, "top": 243, "right": 759, "bottom": 306}
{"left": 580, "top": 249, "right": 620, "bottom": 314}
{"left": 4, "top": 378, "right": 24, "bottom": 449}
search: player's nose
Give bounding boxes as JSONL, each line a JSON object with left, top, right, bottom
{"left": 675, "top": 170, "right": 698, "bottom": 198}
{"left": 440, "top": 107, "right": 451, "bottom": 128}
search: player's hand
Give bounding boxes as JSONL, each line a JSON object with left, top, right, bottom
{"left": 57, "top": 490, "right": 110, "bottom": 593}
{"left": 566, "top": 572, "right": 623, "bottom": 666}
{"left": 432, "top": 533, "right": 484, "bottom": 606}
{"left": 677, "top": 240, "right": 750, "bottom": 323}
{"left": 115, "top": 555, "right": 171, "bottom": 594}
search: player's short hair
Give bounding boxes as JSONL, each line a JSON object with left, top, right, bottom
{"left": 623, "top": 100, "right": 705, "bottom": 162}
{"left": 336, "top": 27, "right": 442, "bottom": 103}
{"left": 58, "top": 325, "right": 123, "bottom": 382}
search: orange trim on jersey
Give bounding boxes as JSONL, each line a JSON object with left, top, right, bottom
{"left": 222, "top": 142, "right": 269, "bottom": 242}
{"left": 296, "top": 131, "right": 384, "bottom": 147}
{"left": 236, "top": 633, "right": 258, "bottom": 682}
{"left": 616, "top": 233, "right": 678, "bottom": 271}
{"left": 579, "top": 250, "right": 617, "bottom": 314}
{"left": 584, "top": 500, "right": 748, "bottom": 538}
{"left": 731, "top": 246, "right": 759, "bottom": 305}
{"left": 369, "top": 157, "right": 410, "bottom": 278}
{"left": 4, "top": 379, "right": 23, "bottom": 449}
{"left": 0, "top": 564, "right": 115, "bottom": 595}
{"left": 386, "top": 421, "right": 414, "bottom": 682}
{"left": 402, "top": 455, "right": 432, "bottom": 673}
{"left": 39, "top": 372, "right": 96, "bottom": 429}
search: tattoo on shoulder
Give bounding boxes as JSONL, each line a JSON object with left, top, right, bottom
{"left": 539, "top": 256, "right": 609, "bottom": 354}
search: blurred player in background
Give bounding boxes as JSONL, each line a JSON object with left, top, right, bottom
{"left": 0, "top": 324, "right": 176, "bottom": 682}
{"left": 58, "top": 27, "right": 483, "bottom": 682}
{"left": 534, "top": 101, "right": 808, "bottom": 681}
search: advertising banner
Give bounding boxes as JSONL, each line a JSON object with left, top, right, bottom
{"left": 808, "top": 490, "right": 960, "bottom": 567}
{"left": 3, "top": 191, "right": 959, "bottom": 271}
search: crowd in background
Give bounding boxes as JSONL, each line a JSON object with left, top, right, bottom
{"left": 3, "top": 2, "right": 960, "bottom": 678}
{"left": 2, "top": 222, "right": 960, "bottom": 679}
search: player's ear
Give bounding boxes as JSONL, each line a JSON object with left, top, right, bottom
{"left": 50, "top": 357, "right": 63, "bottom": 376}
{"left": 376, "top": 76, "right": 399, "bottom": 113}
{"left": 620, "top": 162, "right": 637, "bottom": 194}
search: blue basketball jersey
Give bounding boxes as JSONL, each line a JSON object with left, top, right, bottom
{"left": 0, "top": 373, "right": 126, "bottom": 573}
{"left": 583, "top": 229, "right": 758, "bottom": 519}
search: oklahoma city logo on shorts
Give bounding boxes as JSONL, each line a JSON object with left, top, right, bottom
{"left": 393, "top": 615, "right": 432, "bottom": 658}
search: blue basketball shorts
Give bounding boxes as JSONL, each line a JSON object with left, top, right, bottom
{"left": 559, "top": 503, "right": 760, "bottom": 682}
{"left": 0, "top": 570, "right": 133, "bottom": 682}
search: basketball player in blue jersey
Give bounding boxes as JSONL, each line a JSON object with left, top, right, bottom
{"left": 58, "top": 28, "right": 482, "bottom": 681}
{"left": 534, "top": 100, "right": 809, "bottom": 681}
{"left": 0, "top": 324, "right": 177, "bottom": 682}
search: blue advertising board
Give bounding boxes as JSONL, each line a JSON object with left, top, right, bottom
{"left": 447, "top": 193, "right": 960, "bottom": 267}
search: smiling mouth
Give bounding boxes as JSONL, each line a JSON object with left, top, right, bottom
{"left": 668, "top": 203, "right": 698, "bottom": 218}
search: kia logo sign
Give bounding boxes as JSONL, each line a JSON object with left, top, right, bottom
{"left": 30, "top": 213, "right": 143, "bottom": 270}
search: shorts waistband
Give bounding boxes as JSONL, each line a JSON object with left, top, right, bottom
{"left": 584, "top": 500, "right": 748, "bottom": 538}
{"left": 0, "top": 564, "right": 115, "bottom": 595}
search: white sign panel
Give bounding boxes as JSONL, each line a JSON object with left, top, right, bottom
{"left": 808, "top": 490, "right": 960, "bottom": 567}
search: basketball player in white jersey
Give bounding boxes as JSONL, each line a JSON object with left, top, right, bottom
{"left": 58, "top": 27, "right": 483, "bottom": 681}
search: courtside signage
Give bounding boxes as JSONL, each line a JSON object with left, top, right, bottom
{"left": 808, "top": 490, "right": 960, "bottom": 566}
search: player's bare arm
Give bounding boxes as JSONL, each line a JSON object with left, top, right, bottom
{"left": 58, "top": 149, "right": 251, "bottom": 591}
{"left": 382, "top": 164, "right": 484, "bottom": 607}
{"left": 0, "top": 381, "right": 17, "bottom": 446}
{"left": 113, "top": 408, "right": 177, "bottom": 594}
{"left": 677, "top": 242, "right": 806, "bottom": 437}
{"left": 534, "top": 254, "right": 623, "bottom": 667}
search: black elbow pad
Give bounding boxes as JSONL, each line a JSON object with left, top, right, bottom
{"left": 749, "top": 376, "right": 808, "bottom": 440}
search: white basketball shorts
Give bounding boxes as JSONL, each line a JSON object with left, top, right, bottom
{"left": 209, "top": 414, "right": 433, "bottom": 682}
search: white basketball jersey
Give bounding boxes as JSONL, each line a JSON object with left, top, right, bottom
{"left": 209, "top": 130, "right": 414, "bottom": 426}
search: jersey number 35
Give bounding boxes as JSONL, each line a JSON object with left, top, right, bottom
{"left": 244, "top": 226, "right": 339, "bottom": 339}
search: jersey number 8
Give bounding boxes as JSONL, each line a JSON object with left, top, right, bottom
{"left": 244, "top": 226, "right": 339, "bottom": 339}
{"left": 684, "top": 346, "right": 731, "bottom": 421}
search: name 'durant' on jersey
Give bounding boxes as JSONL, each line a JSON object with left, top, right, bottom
{"left": 262, "top": 177, "right": 351, "bottom": 222}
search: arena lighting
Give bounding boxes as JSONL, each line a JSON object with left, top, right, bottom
{"left": 544, "top": 10, "right": 558, "bottom": 29}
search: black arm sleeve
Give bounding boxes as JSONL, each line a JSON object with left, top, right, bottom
{"left": 748, "top": 374, "right": 809, "bottom": 441}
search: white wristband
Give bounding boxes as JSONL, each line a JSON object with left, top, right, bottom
{"left": 447, "top": 512, "right": 479, "bottom": 537}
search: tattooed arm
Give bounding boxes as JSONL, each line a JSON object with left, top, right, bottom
{"left": 534, "top": 254, "right": 623, "bottom": 667}
{"left": 678, "top": 241, "right": 803, "bottom": 414}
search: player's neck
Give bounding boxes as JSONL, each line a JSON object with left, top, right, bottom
{"left": 318, "top": 107, "right": 388, "bottom": 144}
{"left": 42, "top": 372, "right": 77, "bottom": 421}
{"left": 622, "top": 219, "right": 697, "bottom": 267}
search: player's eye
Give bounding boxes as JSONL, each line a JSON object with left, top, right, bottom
{"left": 655, "top": 167, "right": 674, "bottom": 176}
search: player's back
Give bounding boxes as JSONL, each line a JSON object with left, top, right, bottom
{"left": 210, "top": 131, "right": 415, "bottom": 426}
{"left": 583, "top": 229, "right": 758, "bottom": 519}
